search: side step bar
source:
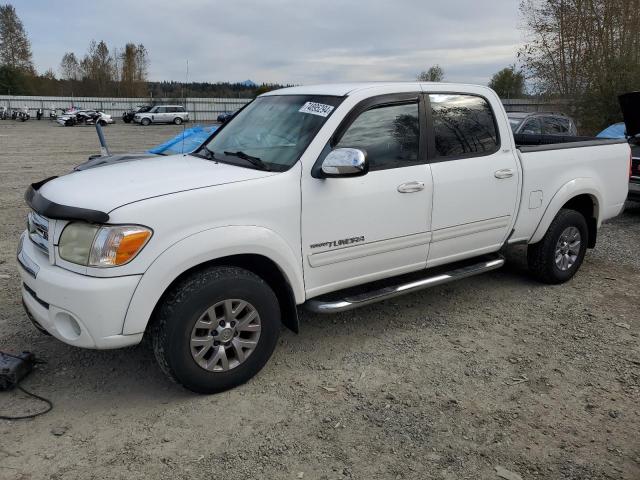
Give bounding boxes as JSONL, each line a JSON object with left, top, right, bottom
{"left": 304, "top": 255, "right": 505, "bottom": 314}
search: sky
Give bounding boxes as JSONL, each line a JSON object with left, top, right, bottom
{"left": 10, "top": 0, "right": 524, "bottom": 86}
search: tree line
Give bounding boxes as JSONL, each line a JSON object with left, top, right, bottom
{"left": 418, "top": 1, "right": 640, "bottom": 133}
{"left": 0, "top": 4, "right": 284, "bottom": 98}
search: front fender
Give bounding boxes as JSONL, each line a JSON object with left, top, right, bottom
{"left": 529, "top": 178, "right": 602, "bottom": 244}
{"left": 122, "top": 225, "right": 304, "bottom": 335}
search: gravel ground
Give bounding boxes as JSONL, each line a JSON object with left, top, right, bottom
{"left": 0, "top": 121, "right": 638, "bottom": 480}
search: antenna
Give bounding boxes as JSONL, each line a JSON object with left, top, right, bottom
{"left": 181, "top": 59, "right": 189, "bottom": 155}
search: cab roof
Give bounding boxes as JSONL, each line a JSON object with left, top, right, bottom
{"left": 261, "top": 82, "right": 492, "bottom": 97}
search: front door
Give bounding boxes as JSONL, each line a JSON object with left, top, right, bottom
{"left": 301, "top": 94, "right": 433, "bottom": 298}
{"left": 425, "top": 93, "right": 520, "bottom": 267}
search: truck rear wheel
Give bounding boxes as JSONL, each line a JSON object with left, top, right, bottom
{"left": 527, "top": 208, "right": 588, "bottom": 284}
{"left": 151, "top": 266, "right": 281, "bottom": 393}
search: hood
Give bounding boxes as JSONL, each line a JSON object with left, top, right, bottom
{"left": 618, "top": 92, "right": 640, "bottom": 138}
{"left": 38, "top": 154, "right": 275, "bottom": 214}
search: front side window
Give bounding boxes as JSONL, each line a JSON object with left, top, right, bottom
{"left": 429, "top": 94, "right": 499, "bottom": 159}
{"left": 508, "top": 117, "right": 524, "bottom": 132}
{"left": 336, "top": 102, "right": 420, "bottom": 171}
{"left": 199, "top": 95, "right": 344, "bottom": 172}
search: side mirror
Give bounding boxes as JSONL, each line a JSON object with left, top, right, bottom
{"left": 320, "top": 148, "right": 368, "bottom": 178}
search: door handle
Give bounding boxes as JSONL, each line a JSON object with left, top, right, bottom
{"left": 494, "top": 169, "right": 514, "bottom": 179}
{"left": 397, "top": 181, "right": 425, "bottom": 193}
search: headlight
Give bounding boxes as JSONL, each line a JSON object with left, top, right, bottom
{"left": 59, "top": 223, "right": 152, "bottom": 267}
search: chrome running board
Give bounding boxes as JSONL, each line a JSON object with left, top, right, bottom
{"left": 304, "top": 255, "right": 505, "bottom": 314}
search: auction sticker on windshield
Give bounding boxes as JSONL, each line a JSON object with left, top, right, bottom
{"left": 299, "top": 102, "right": 335, "bottom": 117}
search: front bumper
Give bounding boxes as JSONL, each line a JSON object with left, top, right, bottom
{"left": 629, "top": 179, "right": 640, "bottom": 202}
{"left": 17, "top": 232, "right": 143, "bottom": 349}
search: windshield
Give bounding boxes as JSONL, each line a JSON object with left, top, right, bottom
{"left": 508, "top": 117, "right": 523, "bottom": 132}
{"left": 197, "top": 95, "right": 344, "bottom": 171}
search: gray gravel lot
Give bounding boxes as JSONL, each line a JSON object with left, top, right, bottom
{"left": 0, "top": 120, "right": 639, "bottom": 480}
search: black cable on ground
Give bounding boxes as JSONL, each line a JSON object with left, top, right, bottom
{"left": 0, "top": 384, "right": 53, "bottom": 420}
{"left": 0, "top": 350, "right": 52, "bottom": 420}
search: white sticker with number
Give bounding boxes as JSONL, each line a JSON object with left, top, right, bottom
{"left": 298, "top": 102, "right": 334, "bottom": 117}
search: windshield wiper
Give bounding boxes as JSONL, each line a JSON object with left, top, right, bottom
{"left": 223, "top": 151, "right": 271, "bottom": 171}
{"left": 197, "top": 146, "right": 216, "bottom": 160}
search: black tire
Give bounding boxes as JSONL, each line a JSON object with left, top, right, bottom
{"left": 527, "top": 208, "right": 589, "bottom": 284}
{"left": 173, "top": 117, "right": 183, "bottom": 125}
{"left": 141, "top": 118, "right": 151, "bottom": 126}
{"left": 151, "top": 266, "right": 281, "bottom": 393}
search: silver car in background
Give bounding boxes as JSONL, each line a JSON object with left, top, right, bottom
{"left": 134, "top": 105, "right": 189, "bottom": 126}
{"left": 508, "top": 112, "right": 578, "bottom": 136}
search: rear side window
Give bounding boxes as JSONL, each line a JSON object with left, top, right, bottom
{"left": 176, "top": 106, "right": 185, "bottom": 112}
{"left": 429, "top": 94, "right": 499, "bottom": 159}
{"left": 521, "top": 118, "right": 542, "bottom": 135}
{"left": 336, "top": 102, "right": 421, "bottom": 171}
{"left": 542, "top": 117, "right": 569, "bottom": 135}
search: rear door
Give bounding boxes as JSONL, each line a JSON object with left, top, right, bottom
{"left": 301, "top": 93, "right": 433, "bottom": 298}
{"left": 425, "top": 93, "right": 519, "bottom": 267}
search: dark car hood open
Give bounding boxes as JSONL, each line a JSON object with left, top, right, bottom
{"left": 619, "top": 92, "right": 640, "bottom": 138}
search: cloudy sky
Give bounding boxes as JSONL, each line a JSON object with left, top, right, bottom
{"left": 13, "top": 0, "right": 523, "bottom": 85}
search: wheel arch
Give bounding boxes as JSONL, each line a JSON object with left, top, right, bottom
{"left": 122, "top": 226, "right": 304, "bottom": 336}
{"left": 530, "top": 178, "right": 602, "bottom": 247}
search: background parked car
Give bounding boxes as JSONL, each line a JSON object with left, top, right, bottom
{"left": 122, "top": 105, "right": 153, "bottom": 123}
{"left": 134, "top": 105, "right": 189, "bottom": 125}
{"left": 56, "top": 110, "right": 114, "bottom": 127}
{"left": 217, "top": 111, "right": 235, "bottom": 123}
{"left": 508, "top": 112, "right": 578, "bottom": 136}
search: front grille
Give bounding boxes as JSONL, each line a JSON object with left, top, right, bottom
{"left": 27, "top": 211, "right": 49, "bottom": 255}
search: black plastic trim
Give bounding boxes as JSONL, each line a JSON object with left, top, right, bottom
{"left": 517, "top": 138, "right": 627, "bottom": 153}
{"left": 25, "top": 177, "right": 110, "bottom": 223}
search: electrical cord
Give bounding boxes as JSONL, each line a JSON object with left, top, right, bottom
{"left": 0, "top": 384, "right": 53, "bottom": 420}
{"left": 0, "top": 351, "right": 53, "bottom": 420}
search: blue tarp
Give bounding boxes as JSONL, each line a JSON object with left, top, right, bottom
{"left": 596, "top": 122, "right": 626, "bottom": 139}
{"left": 148, "top": 125, "right": 218, "bottom": 155}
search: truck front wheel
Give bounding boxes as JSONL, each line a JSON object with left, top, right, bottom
{"left": 527, "top": 208, "right": 588, "bottom": 284}
{"left": 151, "top": 266, "right": 281, "bottom": 393}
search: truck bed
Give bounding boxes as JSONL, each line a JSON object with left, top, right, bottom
{"left": 510, "top": 136, "right": 630, "bottom": 244}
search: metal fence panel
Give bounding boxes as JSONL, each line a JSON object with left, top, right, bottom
{"left": 0, "top": 95, "right": 252, "bottom": 121}
{"left": 0, "top": 95, "right": 572, "bottom": 121}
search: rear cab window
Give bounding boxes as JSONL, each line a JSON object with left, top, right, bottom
{"left": 428, "top": 94, "right": 500, "bottom": 160}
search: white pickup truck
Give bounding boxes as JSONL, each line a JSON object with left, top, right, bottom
{"left": 18, "top": 83, "right": 630, "bottom": 393}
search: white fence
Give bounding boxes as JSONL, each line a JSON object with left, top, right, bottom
{"left": 0, "top": 95, "right": 252, "bottom": 121}
{"left": 0, "top": 95, "right": 571, "bottom": 120}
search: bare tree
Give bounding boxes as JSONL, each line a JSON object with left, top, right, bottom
{"left": 417, "top": 65, "right": 444, "bottom": 82}
{"left": 134, "top": 44, "right": 149, "bottom": 83}
{"left": 81, "top": 40, "right": 115, "bottom": 95}
{"left": 0, "top": 4, "right": 34, "bottom": 73}
{"left": 519, "top": 0, "right": 640, "bottom": 132}
{"left": 60, "top": 52, "right": 80, "bottom": 80}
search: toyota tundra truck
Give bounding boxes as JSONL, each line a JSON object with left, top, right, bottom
{"left": 17, "top": 83, "right": 631, "bottom": 393}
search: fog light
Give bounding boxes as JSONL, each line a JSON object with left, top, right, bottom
{"left": 54, "top": 312, "right": 81, "bottom": 340}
